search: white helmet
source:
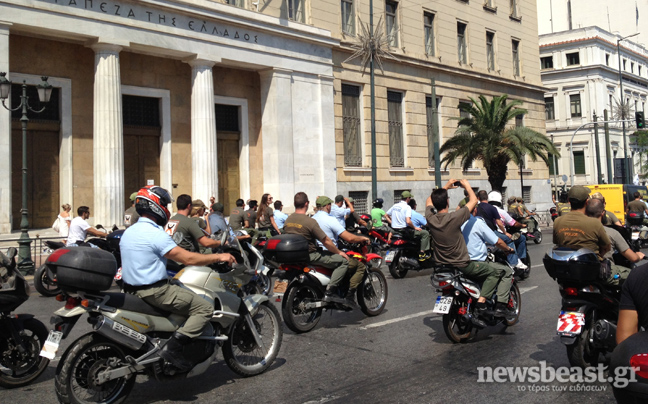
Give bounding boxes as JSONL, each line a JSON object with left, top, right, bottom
{"left": 488, "top": 191, "right": 502, "bottom": 204}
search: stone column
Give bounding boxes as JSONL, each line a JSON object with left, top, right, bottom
{"left": 259, "top": 69, "right": 295, "bottom": 207}
{"left": 91, "top": 43, "right": 124, "bottom": 227}
{"left": 0, "top": 22, "right": 11, "bottom": 234}
{"left": 188, "top": 59, "right": 218, "bottom": 201}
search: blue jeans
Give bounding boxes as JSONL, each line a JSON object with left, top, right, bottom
{"left": 495, "top": 232, "right": 526, "bottom": 266}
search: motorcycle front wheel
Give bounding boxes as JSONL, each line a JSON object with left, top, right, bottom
{"left": 504, "top": 283, "right": 522, "bottom": 326}
{"left": 282, "top": 283, "right": 323, "bottom": 333}
{"left": 0, "top": 318, "right": 50, "bottom": 388}
{"left": 55, "top": 333, "right": 135, "bottom": 404}
{"left": 357, "top": 268, "right": 388, "bottom": 316}
{"left": 223, "top": 302, "right": 283, "bottom": 377}
{"left": 442, "top": 301, "right": 472, "bottom": 343}
{"left": 388, "top": 252, "right": 408, "bottom": 279}
{"left": 34, "top": 264, "right": 60, "bottom": 297}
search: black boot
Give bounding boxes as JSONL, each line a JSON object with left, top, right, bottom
{"left": 493, "top": 302, "right": 509, "bottom": 318}
{"left": 160, "top": 332, "right": 193, "bottom": 372}
{"left": 323, "top": 286, "right": 345, "bottom": 304}
{"left": 344, "top": 288, "right": 359, "bottom": 309}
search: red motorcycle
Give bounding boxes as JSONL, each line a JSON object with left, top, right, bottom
{"left": 265, "top": 235, "right": 388, "bottom": 333}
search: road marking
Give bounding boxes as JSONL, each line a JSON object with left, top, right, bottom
{"left": 361, "top": 310, "right": 437, "bottom": 330}
{"left": 531, "top": 264, "right": 543, "bottom": 269}
{"left": 519, "top": 285, "right": 538, "bottom": 294}
{"left": 303, "top": 395, "right": 341, "bottom": 404}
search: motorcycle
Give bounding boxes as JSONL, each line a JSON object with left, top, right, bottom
{"left": 0, "top": 247, "right": 50, "bottom": 388}
{"left": 487, "top": 247, "right": 529, "bottom": 280}
{"left": 357, "top": 214, "right": 391, "bottom": 254}
{"left": 626, "top": 211, "right": 648, "bottom": 250}
{"left": 430, "top": 262, "right": 521, "bottom": 343}
{"left": 610, "top": 331, "right": 648, "bottom": 403}
{"left": 550, "top": 207, "right": 558, "bottom": 222}
{"left": 41, "top": 231, "right": 282, "bottom": 404}
{"left": 34, "top": 225, "right": 123, "bottom": 297}
{"left": 519, "top": 212, "right": 542, "bottom": 244}
{"left": 543, "top": 248, "right": 620, "bottom": 368}
{"left": 265, "top": 234, "right": 388, "bottom": 333}
{"left": 385, "top": 229, "right": 434, "bottom": 279}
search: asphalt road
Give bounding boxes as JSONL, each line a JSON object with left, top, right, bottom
{"left": 3, "top": 240, "right": 620, "bottom": 404}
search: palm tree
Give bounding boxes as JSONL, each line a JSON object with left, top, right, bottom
{"left": 440, "top": 94, "right": 560, "bottom": 192}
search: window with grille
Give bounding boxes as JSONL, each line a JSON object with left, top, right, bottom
{"left": 288, "top": 0, "right": 305, "bottom": 22}
{"left": 457, "top": 22, "right": 467, "bottom": 64}
{"left": 122, "top": 95, "right": 160, "bottom": 127}
{"left": 11, "top": 84, "right": 60, "bottom": 121}
{"left": 387, "top": 91, "right": 404, "bottom": 167}
{"left": 424, "top": 12, "right": 435, "bottom": 56}
{"left": 342, "top": 84, "right": 362, "bottom": 167}
{"left": 570, "top": 94, "right": 582, "bottom": 118}
{"left": 516, "top": 114, "right": 523, "bottom": 127}
{"left": 459, "top": 101, "right": 471, "bottom": 120}
{"left": 512, "top": 39, "right": 520, "bottom": 76}
{"left": 522, "top": 186, "right": 532, "bottom": 203}
{"left": 386, "top": 1, "right": 399, "bottom": 47}
{"left": 486, "top": 31, "right": 495, "bottom": 71}
{"left": 349, "top": 191, "right": 369, "bottom": 214}
{"left": 426, "top": 96, "right": 441, "bottom": 167}
{"left": 545, "top": 97, "right": 555, "bottom": 120}
{"left": 549, "top": 153, "right": 559, "bottom": 175}
{"left": 573, "top": 151, "right": 586, "bottom": 174}
{"left": 566, "top": 52, "right": 580, "bottom": 66}
{"left": 215, "top": 104, "right": 240, "bottom": 132}
{"left": 394, "top": 189, "right": 410, "bottom": 204}
{"left": 541, "top": 56, "right": 553, "bottom": 69}
{"left": 341, "top": 0, "right": 355, "bottom": 35}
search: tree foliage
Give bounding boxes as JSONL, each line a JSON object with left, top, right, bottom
{"left": 440, "top": 94, "right": 560, "bottom": 191}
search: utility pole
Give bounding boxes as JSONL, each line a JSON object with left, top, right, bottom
{"left": 593, "top": 111, "right": 603, "bottom": 183}
{"left": 604, "top": 109, "right": 613, "bottom": 183}
{"left": 431, "top": 78, "right": 441, "bottom": 188}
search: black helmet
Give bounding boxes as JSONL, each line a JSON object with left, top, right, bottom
{"left": 373, "top": 198, "right": 384, "bottom": 208}
{"left": 135, "top": 185, "right": 173, "bottom": 226}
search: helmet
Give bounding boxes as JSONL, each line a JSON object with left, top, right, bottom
{"left": 373, "top": 198, "right": 384, "bottom": 208}
{"left": 488, "top": 191, "right": 502, "bottom": 204}
{"left": 135, "top": 185, "right": 173, "bottom": 226}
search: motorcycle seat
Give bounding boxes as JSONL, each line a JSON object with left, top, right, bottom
{"left": 45, "top": 240, "right": 65, "bottom": 249}
{"left": 101, "top": 292, "right": 172, "bottom": 317}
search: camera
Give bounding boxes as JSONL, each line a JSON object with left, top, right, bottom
{"left": 454, "top": 181, "right": 462, "bottom": 187}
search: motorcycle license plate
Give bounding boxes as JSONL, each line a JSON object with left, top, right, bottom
{"left": 433, "top": 296, "right": 453, "bottom": 314}
{"left": 40, "top": 330, "right": 63, "bottom": 360}
{"left": 385, "top": 250, "right": 396, "bottom": 263}
{"left": 633, "top": 232, "right": 640, "bottom": 240}
{"left": 556, "top": 311, "right": 585, "bottom": 336}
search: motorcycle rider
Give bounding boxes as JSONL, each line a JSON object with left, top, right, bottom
{"left": 516, "top": 196, "right": 537, "bottom": 234}
{"left": 553, "top": 185, "right": 611, "bottom": 261}
{"left": 124, "top": 192, "right": 140, "bottom": 228}
{"left": 617, "top": 263, "right": 648, "bottom": 344}
{"left": 164, "top": 195, "right": 222, "bottom": 253}
{"left": 555, "top": 191, "right": 571, "bottom": 216}
{"left": 407, "top": 199, "right": 428, "bottom": 229}
{"left": 589, "top": 192, "right": 622, "bottom": 226}
{"left": 344, "top": 197, "right": 368, "bottom": 232}
{"left": 66, "top": 206, "right": 107, "bottom": 246}
{"left": 586, "top": 198, "right": 646, "bottom": 286}
{"left": 387, "top": 191, "right": 431, "bottom": 261}
{"left": 283, "top": 192, "right": 350, "bottom": 303}
{"left": 273, "top": 200, "right": 288, "bottom": 231}
{"left": 120, "top": 185, "right": 235, "bottom": 372}
{"left": 426, "top": 179, "right": 510, "bottom": 321}
{"left": 455, "top": 189, "right": 469, "bottom": 211}
{"left": 371, "top": 198, "right": 393, "bottom": 243}
{"left": 331, "top": 195, "right": 352, "bottom": 227}
{"left": 488, "top": 191, "right": 528, "bottom": 271}
{"left": 313, "top": 196, "right": 369, "bottom": 306}
{"left": 627, "top": 191, "right": 648, "bottom": 225}
{"left": 229, "top": 199, "right": 247, "bottom": 231}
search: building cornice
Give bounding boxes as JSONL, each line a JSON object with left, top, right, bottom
{"left": 541, "top": 36, "right": 648, "bottom": 61}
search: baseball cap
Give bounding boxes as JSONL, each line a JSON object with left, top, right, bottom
{"left": 129, "top": 192, "right": 138, "bottom": 202}
{"left": 211, "top": 202, "right": 224, "bottom": 213}
{"left": 401, "top": 191, "right": 414, "bottom": 199}
{"left": 192, "top": 199, "right": 206, "bottom": 209}
{"left": 316, "top": 196, "right": 334, "bottom": 207}
{"left": 348, "top": 197, "right": 355, "bottom": 203}
{"left": 568, "top": 185, "right": 591, "bottom": 202}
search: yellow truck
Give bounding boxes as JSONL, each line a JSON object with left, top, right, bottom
{"left": 585, "top": 184, "right": 648, "bottom": 225}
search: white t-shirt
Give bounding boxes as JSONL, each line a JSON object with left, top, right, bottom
{"left": 67, "top": 216, "right": 91, "bottom": 245}
{"left": 386, "top": 201, "right": 412, "bottom": 229}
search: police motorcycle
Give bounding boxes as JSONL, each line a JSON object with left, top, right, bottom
{"left": 543, "top": 248, "right": 620, "bottom": 368}
{"left": 35, "top": 225, "right": 123, "bottom": 297}
{"left": 519, "top": 210, "right": 542, "bottom": 244}
{"left": 626, "top": 211, "right": 648, "bottom": 250}
{"left": 430, "top": 262, "right": 521, "bottom": 343}
{"left": 265, "top": 234, "right": 388, "bottom": 333}
{"left": 610, "top": 331, "right": 648, "bottom": 403}
{"left": 385, "top": 228, "right": 434, "bottom": 279}
{"left": 0, "top": 248, "right": 50, "bottom": 388}
{"left": 41, "top": 230, "right": 283, "bottom": 404}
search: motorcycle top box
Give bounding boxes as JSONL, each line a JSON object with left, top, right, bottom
{"left": 543, "top": 248, "right": 601, "bottom": 282}
{"left": 264, "top": 234, "right": 310, "bottom": 264}
{"left": 45, "top": 247, "right": 117, "bottom": 292}
{"left": 628, "top": 211, "right": 645, "bottom": 226}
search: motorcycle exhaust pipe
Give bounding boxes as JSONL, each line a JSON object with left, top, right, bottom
{"left": 91, "top": 315, "right": 147, "bottom": 351}
{"left": 593, "top": 319, "right": 617, "bottom": 348}
{"left": 399, "top": 257, "right": 420, "bottom": 270}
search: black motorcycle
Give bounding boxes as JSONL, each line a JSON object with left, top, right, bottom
{"left": 386, "top": 229, "right": 434, "bottom": 279}
{"left": 0, "top": 248, "right": 50, "bottom": 388}
{"left": 610, "top": 331, "right": 648, "bottom": 403}
{"left": 544, "top": 248, "right": 620, "bottom": 368}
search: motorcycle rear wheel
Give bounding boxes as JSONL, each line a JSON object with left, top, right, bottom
{"left": 533, "top": 231, "right": 542, "bottom": 244}
{"left": 34, "top": 264, "right": 60, "bottom": 297}
{"left": 566, "top": 326, "right": 600, "bottom": 369}
{"left": 55, "top": 333, "right": 135, "bottom": 404}
{"left": 0, "top": 318, "right": 50, "bottom": 388}
{"left": 442, "top": 302, "right": 472, "bottom": 343}
{"left": 388, "top": 253, "right": 408, "bottom": 279}
{"left": 357, "top": 268, "right": 388, "bottom": 316}
{"left": 504, "top": 283, "right": 522, "bottom": 326}
{"left": 223, "top": 302, "right": 283, "bottom": 377}
{"left": 282, "top": 283, "right": 323, "bottom": 333}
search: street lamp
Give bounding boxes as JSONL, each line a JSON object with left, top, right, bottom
{"left": 0, "top": 72, "right": 52, "bottom": 274}
{"left": 617, "top": 32, "right": 640, "bottom": 184}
